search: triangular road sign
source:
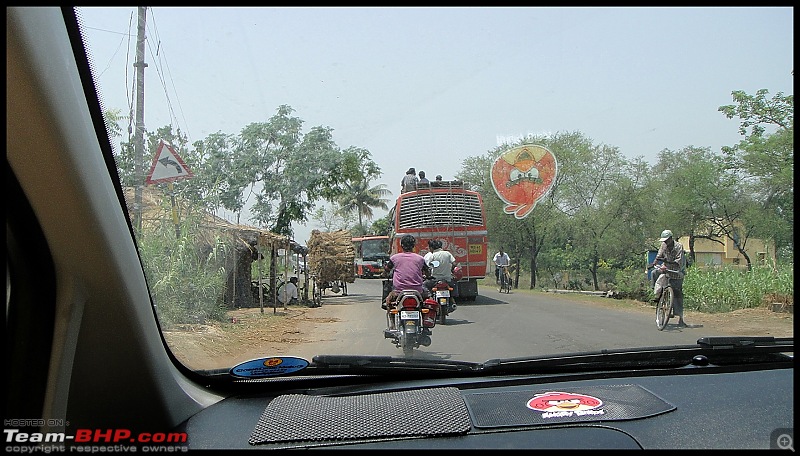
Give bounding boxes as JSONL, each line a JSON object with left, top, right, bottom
{"left": 146, "top": 140, "right": 194, "bottom": 184}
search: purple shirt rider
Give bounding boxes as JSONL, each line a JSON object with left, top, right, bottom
{"left": 389, "top": 251, "right": 427, "bottom": 294}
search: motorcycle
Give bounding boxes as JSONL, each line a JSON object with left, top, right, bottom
{"left": 383, "top": 289, "right": 437, "bottom": 356}
{"left": 425, "top": 263, "right": 462, "bottom": 325}
{"left": 428, "top": 278, "right": 456, "bottom": 325}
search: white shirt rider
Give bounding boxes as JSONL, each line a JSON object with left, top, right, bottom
{"left": 425, "top": 247, "right": 457, "bottom": 282}
{"left": 493, "top": 250, "right": 510, "bottom": 267}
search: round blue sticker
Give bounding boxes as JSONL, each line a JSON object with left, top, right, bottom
{"left": 230, "top": 356, "right": 309, "bottom": 378}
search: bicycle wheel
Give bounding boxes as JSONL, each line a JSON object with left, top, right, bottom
{"left": 655, "top": 287, "right": 673, "bottom": 330}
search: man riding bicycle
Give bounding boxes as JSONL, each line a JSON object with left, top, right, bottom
{"left": 493, "top": 247, "right": 510, "bottom": 285}
{"left": 648, "top": 229, "right": 687, "bottom": 327}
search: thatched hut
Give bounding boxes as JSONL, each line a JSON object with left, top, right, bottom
{"left": 123, "top": 186, "right": 296, "bottom": 309}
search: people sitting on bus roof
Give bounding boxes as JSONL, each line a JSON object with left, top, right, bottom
{"left": 418, "top": 170, "right": 430, "bottom": 187}
{"left": 401, "top": 168, "right": 418, "bottom": 193}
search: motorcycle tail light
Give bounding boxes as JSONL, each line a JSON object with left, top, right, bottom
{"left": 400, "top": 296, "right": 418, "bottom": 309}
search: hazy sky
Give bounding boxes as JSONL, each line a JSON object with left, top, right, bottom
{"left": 76, "top": 6, "right": 794, "bottom": 244}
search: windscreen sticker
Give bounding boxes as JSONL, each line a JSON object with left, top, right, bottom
{"left": 462, "top": 384, "right": 675, "bottom": 428}
{"left": 490, "top": 144, "right": 558, "bottom": 220}
{"left": 527, "top": 391, "right": 604, "bottom": 418}
{"left": 230, "top": 356, "right": 309, "bottom": 378}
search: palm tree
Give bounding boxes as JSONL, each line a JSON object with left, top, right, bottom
{"left": 338, "top": 178, "right": 392, "bottom": 235}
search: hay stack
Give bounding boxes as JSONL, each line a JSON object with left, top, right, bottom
{"left": 307, "top": 229, "right": 356, "bottom": 283}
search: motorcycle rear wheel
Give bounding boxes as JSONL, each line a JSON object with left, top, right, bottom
{"left": 400, "top": 331, "right": 414, "bottom": 357}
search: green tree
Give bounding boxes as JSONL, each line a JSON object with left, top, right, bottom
{"left": 369, "top": 214, "right": 393, "bottom": 237}
{"left": 181, "top": 132, "right": 247, "bottom": 222}
{"left": 472, "top": 141, "right": 556, "bottom": 289}
{"left": 335, "top": 147, "right": 392, "bottom": 234}
{"left": 239, "top": 105, "right": 342, "bottom": 236}
{"left": 650, "top": 146, "right": 730, "bottom": 265}
{"left": 103, "top": 108, "right": 126, "bottom": 145}
{"left": 654, "top": 144, "right": 765, "bottom": 271}
{"left": 310, "top": 205, "right": 356, "bottom": 233}
{"left": 548, "top": 133, "right": 638, "bottom": 290}
{"left": 719, "top": 89, "right": 793, "bottom": 260}
{"left": 105, "top": 107, "right": 137, "bottom": 188}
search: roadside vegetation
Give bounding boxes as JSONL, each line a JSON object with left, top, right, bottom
{"left": 488, "top": 262, "right": 793, "bottom": 314}
{"left": 105, "top": 89, "right": 792, "bottom": 327}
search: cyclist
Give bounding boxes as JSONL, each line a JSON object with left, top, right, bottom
{"left": 493, "top": 247, "right": 510, "bottom": 285}
{"left": 649, "top": 229, "right": 687, "bottom": 327}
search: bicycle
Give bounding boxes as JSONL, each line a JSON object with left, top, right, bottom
{"left": 652, "top": 267, "right": 683, "bottom": 330}
{"left": 498, "top": 265, "right": 512, "bottom": 293}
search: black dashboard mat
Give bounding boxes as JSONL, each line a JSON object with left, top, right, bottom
{"left": 462, "top": 384, "right": 675, "bottom": 428}
{"left": 250, "top": 387, "right": 471, "bottom": 445}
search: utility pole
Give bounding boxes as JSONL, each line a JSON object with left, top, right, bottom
{"left": 133, "top": 6, "right": 148, "bottom": 232}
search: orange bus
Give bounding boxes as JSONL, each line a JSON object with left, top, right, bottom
{"left": 352, "top": 235, "right": 391, "bottom": 279}
{"left": 387, "top": 179, "right": 488, "bottom": 301}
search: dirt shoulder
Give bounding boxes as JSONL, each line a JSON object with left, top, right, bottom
{"left": 543, "top": 290, "right": 794, "bottom": 337}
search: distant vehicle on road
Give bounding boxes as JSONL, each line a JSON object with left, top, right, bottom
{"left": 388, "top": 179, "right": 488, "bottom": 301}
{"left": 353, "top": 235, "right": 390, "bottom": 278}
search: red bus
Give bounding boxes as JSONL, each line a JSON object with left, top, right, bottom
{"left": 352, "top": 235, "right": 391, "bottom": 278}
{"left": 388, "top": 179, "right": 488, "bottom": 301}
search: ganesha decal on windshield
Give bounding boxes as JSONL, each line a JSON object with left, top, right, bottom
{"left": 490, "top": 144, "right": 558, "bottom": 219}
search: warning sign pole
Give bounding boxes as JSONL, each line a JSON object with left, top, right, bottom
{"left": 168, "top": 182, "right": 180, "bottom": 239}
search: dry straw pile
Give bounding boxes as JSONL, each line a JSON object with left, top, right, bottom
{"left": 307, "top": 230, "right": 356, "bottom": 283}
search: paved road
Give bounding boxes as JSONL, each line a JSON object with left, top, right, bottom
{"left": 292, "top": 278, "right": 721, "bottom": 362}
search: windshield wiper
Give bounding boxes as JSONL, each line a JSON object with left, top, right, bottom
{"left": 477, "top": 337, "right": 793, "bottom": 374}
{"left": 206, "top": 337, "right": 793, "bottom": 383}
{"left": 310, "top": 355, "right": 482, "bottom": 374}
{"left": 308, "top": 338, "right": 794, "bottom": 375}
{"left": 696, "top": 336, "right": 789, "bottom": 348}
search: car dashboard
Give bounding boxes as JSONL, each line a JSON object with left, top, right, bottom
{"left": 178, "top": 358, "right": 793, "bottom": 450}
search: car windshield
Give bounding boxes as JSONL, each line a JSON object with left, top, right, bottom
{"left": 362, "top": 239, "right": 390, "bottom": 260}
{"left": 74, "top": 6, "right": 793, "bottom": 376}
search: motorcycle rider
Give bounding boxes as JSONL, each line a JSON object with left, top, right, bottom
{"left": 383, "top": 235, "right": 431, "bottom": 332}
{"left": 423, "top": 239, "right": 459, "bottom": 298}
{"left": 383, "top": 234, "right": 430, "bottom": 309}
